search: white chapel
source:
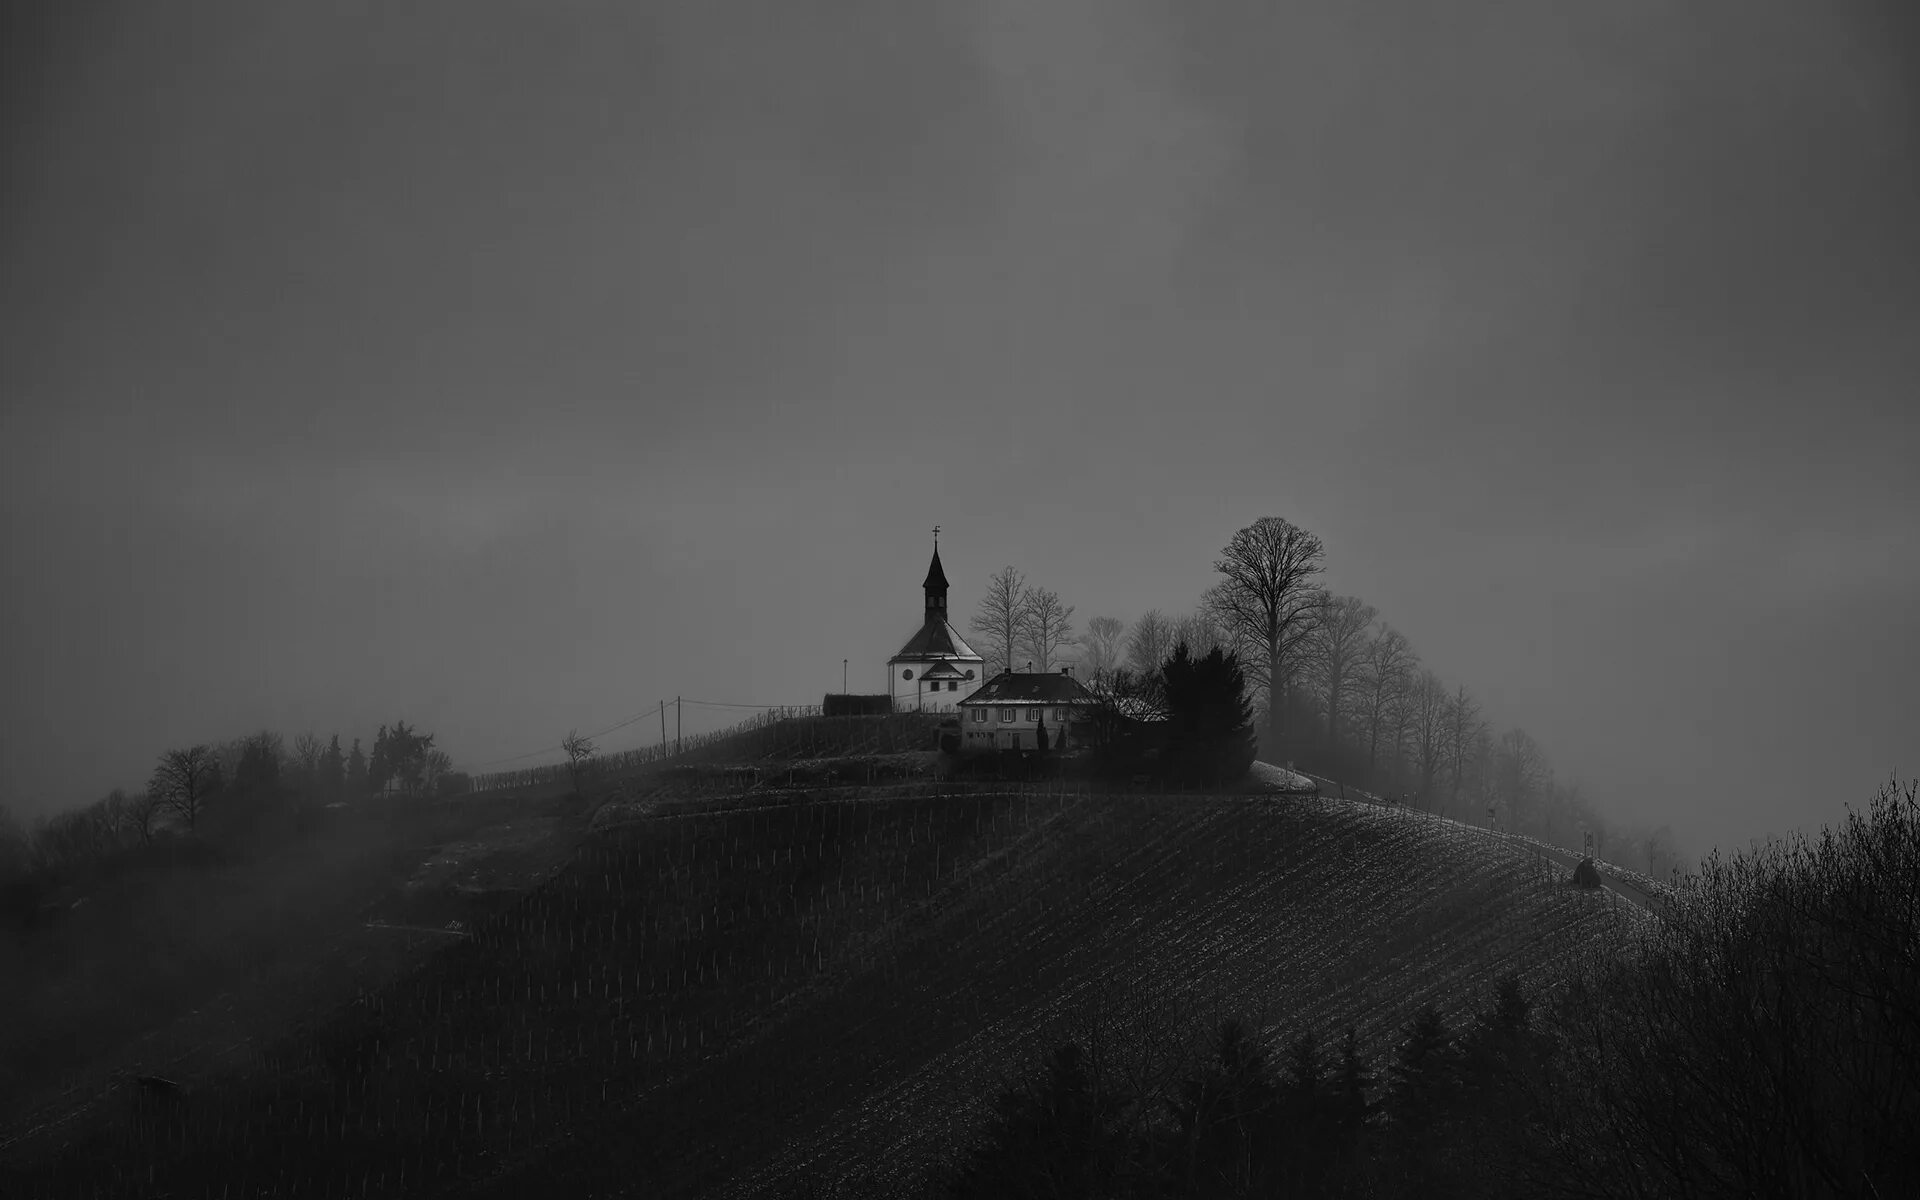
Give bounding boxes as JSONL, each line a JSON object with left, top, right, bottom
{"left": 887, "top": 538, "right": 986, "bottom": 712}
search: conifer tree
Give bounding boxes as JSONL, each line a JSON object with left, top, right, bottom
{"left": 318, "top": 734, "right": 346, "bottom": 799}
{"left": 1161, "top": 642, "right": 1258, "bottom": 785}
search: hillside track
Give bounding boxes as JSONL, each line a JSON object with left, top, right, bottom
{"left": 1301, "top": 773, "right": 1669, "bottom": 917}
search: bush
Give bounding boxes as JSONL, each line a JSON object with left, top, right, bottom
{"left": 1541, "top": 779, "right": 1920, "bottom": 1198}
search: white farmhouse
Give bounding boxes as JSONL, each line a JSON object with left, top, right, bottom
{"left": 957, "top": 668, "right": 1096, "bottom": 752}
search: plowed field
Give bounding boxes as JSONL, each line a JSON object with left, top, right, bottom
{"left": 2, "top": 787, "right": 1639, "bottom": 1199}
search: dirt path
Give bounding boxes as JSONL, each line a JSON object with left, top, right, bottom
{"left": 1298, "top": 771, "right": 1665, "bottom": 915}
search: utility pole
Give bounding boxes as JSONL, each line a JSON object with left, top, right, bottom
{"left": 843, "top": 659, "right": 848, "bottom": 694}
{"left": 676, "top": 696, "right": 681, "bottom": 756}
{"left": 660, "top": 700, "right": 666, "bottom": 753}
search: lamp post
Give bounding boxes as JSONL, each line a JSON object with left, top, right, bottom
{"left": 843, "top": 659, "right": 847, "bottom": 694}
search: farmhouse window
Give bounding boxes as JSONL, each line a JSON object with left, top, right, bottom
{"left": 1025, "top": 709, "right": 1037, "bottom": 722}
{"left": 1000, "top": 708, "right": 1015, "bottom": 723}
{"left": 972, "top": 708, "right": 986, "bottom": 723}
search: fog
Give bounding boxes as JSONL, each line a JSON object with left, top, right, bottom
{"left": 3, "top": 0, "right": 1916, "bottom": 859}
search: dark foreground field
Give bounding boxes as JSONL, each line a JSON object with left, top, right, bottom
{"left": 0, "top": 775, "right": 1629, "bottom": 1199}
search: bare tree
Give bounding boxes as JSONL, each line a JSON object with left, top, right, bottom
{"left": 149, "top": 745, "right": 222, "bottom": 832}
{"left": 1443, "top": 685, "right": 1483, "bottom": 813}
{"left": 1491, "top": 727, "right": 1549, "bottom": 831}
{"left": 1125, "top": 609, "right": 1174, "bottom": 676}
{"left": 125, "top": 789, "right": 165, "bottom": 844}
{"left": 1081, "top": 668, "right": 1169, "bottom": 748}
{"left": 1409, "top": 670, "right": 1448, "bottom": 802}
{"left": 1169, "top": 610, "right": 1233, "bottom": 660}
{"left": 1022, "top": 587, "right": 1077, "bottom": 671}
{"left": 969, "top": 565, "right": 1034, "bottom": 676}
{"left": 562, "top": 729, "right": 597, "bottom": 795}
{"left": 1080, "top": 616, "right": 1127, "bottom": 681}
{"left": 292, "top": 733, "right": 321, "bottom": 773}
{"left": 1355, "top": 624, "right": 1416, "bottom": 778}
{"left": 421, "top": 749, "right": 455, "bottom": 797}
{"left": 1203, "top": 517, "right": 1326, "bottom": 757}
{"left": 1305, "top": 594, "right": 1375, "bottom": 759}
{"left": 290, "top": 732, "right": 322, "bottom": 795}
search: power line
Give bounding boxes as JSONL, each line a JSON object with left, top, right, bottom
{"left": 463, "top": 696, "right": 839, "bottom": 773}
{"left": 463, "top": 701, "right": 668, "bottom": 770}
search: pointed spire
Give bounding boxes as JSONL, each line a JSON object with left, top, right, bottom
{"left": 922, "top": 547, "right": 949, "bottom": 591}
{"left": 922, "top": 529, "right": 949, "bottom": 624}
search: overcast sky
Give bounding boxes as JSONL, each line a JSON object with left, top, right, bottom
{"left": 4, "top": 0, "right": 1916, "bottom": 857}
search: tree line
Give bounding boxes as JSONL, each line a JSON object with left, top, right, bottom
{"left": 0, "top": 719, "right": 461, "bottom": 914}
{"left": 949, "top": 977, "right": 1539, "bottom": 1199}
{"left": 948, "top": 779, "right": 1920, "bottom": 1198}
{"left": 975, "top": 516, "right": 1686, "bottom": 874}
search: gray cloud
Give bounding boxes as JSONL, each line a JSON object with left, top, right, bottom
{"left": 3, "top": 0, "right": 1915, "bottom": 857}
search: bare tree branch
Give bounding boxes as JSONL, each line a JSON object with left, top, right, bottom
{"left": 1022, "top": 587, "right": 1077, "bottom": 672}
{"left": 1356, "top": 625, "right": 1416, "bottom": 779}
{"left": 1080, "top": 615, "right": 1127, "bottom": 681}
{"left": 1126, "top": 610, "right": 1174, "bottom": 676}
{"left": 562, "top": 729, "right": 597, "bottom": 795}
{"left": 969, "top": 565, "right": 1034, "bottom": 676}
{"left": 1305, "top": 593, "right": 1375, "bottom": 759}
{"left": 149, "top": 745, "right": 222, "bottom": 833}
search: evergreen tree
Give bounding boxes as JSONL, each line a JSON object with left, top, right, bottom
{"left": 1387, "top": 1005, "right": 1460, "bottom": 1128}
{"left": 1334, "top": 1025, "right": 1375, "bottom": 1136}
{"left": 367, "top": 724, "right": 391, "bottom": 794}
{"left": 232, "top": 731, "right": 282, "bottom": 799}
{"left": 1280, "top": 1028, "right": 1338, "bottom": 1188}
{"left": 1161, "top": 642, "right": 1259, "bottom": 786}
{"left": 317, "top": 734, "right": 346, "bottom": 799}
{"left": 385, "top": 721, "right": 435, "bottom": 796}
{"left": 951, "top": 1042, "right": 1127, "bottom": 1199}
{"left": 346, "top": 738, "right": 368, "bottom": 796}
{"left": 1168, "top": 1018, "right": 1284, "bottom": 1195}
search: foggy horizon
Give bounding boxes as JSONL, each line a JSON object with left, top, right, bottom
{"left": 5, "top": 1, "right": 1918, "bottom": 861}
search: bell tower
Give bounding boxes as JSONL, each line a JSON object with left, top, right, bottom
{"left": 922, "top": 526, "right": 949, "bottom": 624}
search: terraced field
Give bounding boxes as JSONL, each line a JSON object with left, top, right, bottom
{"left": 0, "top": 785, "right": 1638, "bottom": 1199}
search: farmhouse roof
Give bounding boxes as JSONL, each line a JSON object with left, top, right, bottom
{"left": 959, "top": 671, "right": 1095, "bottom": 705}
{"left": 892, "top": 618, "right": 982, "bottom": 661}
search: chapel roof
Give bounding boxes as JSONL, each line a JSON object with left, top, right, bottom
{"left": 891, "top": 618, "right": 982, "bottom": 661}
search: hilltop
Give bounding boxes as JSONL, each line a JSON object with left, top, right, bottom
{"left": 0, "top": 734, "right": 1639, "bottom": 1198}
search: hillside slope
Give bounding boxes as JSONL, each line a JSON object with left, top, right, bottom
{"left": 0, "top": 787, "right": 1638, "bottom": 1199}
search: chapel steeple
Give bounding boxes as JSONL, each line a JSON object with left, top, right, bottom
{"left": 922, "top": 527, "right": 948, "bottom": 622}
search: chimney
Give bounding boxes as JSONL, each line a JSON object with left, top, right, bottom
{"left": 1059, "top": 666, "right": 1070, "bottom": 675}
